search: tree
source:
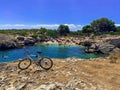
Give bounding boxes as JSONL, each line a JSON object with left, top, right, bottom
{"left": 46, "top": 30, "right": 59, "bottom": 38}
{"left": 117, "top": 26, "right": 120, "bottom": 32}
{"left": 39, "top": 27, "right": 47, "bottom": 34}
{"left": 76, "top": 30, "right": 84, "bottom": 36}
{"left": 57, "top": 25, "right": 70, "bottom": 36}
{"left": 90, "top": 17, "right": 116, "bottom": 34}
{"left": 82, "top": 25, "right": 93, "bottom": 36}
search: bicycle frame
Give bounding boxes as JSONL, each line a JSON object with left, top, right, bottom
{"left": 23, "top": 47, "right": 41, "bottom": 61}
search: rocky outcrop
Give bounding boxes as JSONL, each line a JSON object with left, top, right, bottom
{"left": 24, "top": 37, "right": 36, "bottom": 46}
{"left": 0, "top": 40, "right": 17, "bottom": 50}
{"left": 108, "top": 38, "right": 120, "bottom": 48}
{"left": 0, "top": 36, "right": 37, "bottom": 50}
{"left": 17, "top": 36, "right": 25, "bottom": 41}
{"left": 83, "top": 39, "right": 120, "bottom": 54}
{"left": 97, "top": 42, "right": 116, "bottom": 54}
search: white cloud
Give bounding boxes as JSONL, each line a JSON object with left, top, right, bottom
{"left": 30, "top": 24, "right": 59, "bottom": 28}
{"left": 64, "top": 24, "right": 76, "bottom": 28}
{"left": 14, "top": 24, "right": 25, "bottom": 27}
{"left": 115, "top": 24, "right": 120, "bottom": 26}
{"left": 0, "top": 24, "right": 83, "bottom": 31}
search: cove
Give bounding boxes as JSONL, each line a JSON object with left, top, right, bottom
{"left": 0, "top": 44, "right": 102, "bottom": 63}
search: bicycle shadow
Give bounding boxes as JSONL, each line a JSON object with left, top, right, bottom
{"left": 34, "top": 69, "right": 54, "bottom": 73}
{"left": 18, "top": 68, "right": 54, "bottom": 74}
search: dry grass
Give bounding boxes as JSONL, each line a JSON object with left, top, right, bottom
{"left": 1, "top": 58, "right": 120, "bottom": 89}
{"left": 109, "top": 50, "right": 120, "bottom": 63}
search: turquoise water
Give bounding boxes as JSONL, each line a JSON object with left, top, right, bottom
{"left": 0, "top": 44, "right": 101, "bottom": 63}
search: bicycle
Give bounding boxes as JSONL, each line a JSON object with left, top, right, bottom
{"left": 18, "top": 47, "right": 53, "bottom": 70}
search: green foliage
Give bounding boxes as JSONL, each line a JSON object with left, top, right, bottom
{"left": 117, "top": 26, "right": 120, "bottom": 32}
{"left": 16, "top": 31, "right": 28, "bottom": 36}
{"left": 91, "top": 17, "right": 116, "bottom": 34}
{"left": 0, "top": 18, "right": 120, "bottom": 37}
{"left": 46, "top": 30, "right": 58, "bottom": 38}
{"left": 68, "top": 30, "right": 84, "bottom": 37}
{"left": 30, "top": 34, "right": 38, "bottom": 39}
{"left": 82, "top": 25, "right": 93, "bottom": 36}
{"left": 68, "top": 31, "right": 78, "bottom": 37}
{"left": 76, "top": 30, "right": 84, "bottom": 36}
{"left": 39, "top": 27, "right": 47, "bottom": 34}
{"left": 57, "top": 25, "right": 70, "bottom": 36}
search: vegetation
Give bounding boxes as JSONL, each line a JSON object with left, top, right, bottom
{"left": 82, "top": 25, "right": 93, "bottom": 36}
{"left": 82, "top": 17, "right": 117, "bottom": 35}
{"left": 91, "top": 18, "right": 116, "bottom": 32}
{"left": 57, "top": 25, "right": 70, "bottom": 36}
{"left": 0, "top": 17, "right": 120, "bottom": 38}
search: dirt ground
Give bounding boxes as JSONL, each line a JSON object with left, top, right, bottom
{"left": 0, "top": 58, "right": 120, "bottom": 90}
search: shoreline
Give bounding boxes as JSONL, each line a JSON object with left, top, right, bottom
{"left": 0, "top": 55, "right": 107, "bottom": 64}
{"left": 0, "top": 34, "right": 120, "bottom": 64}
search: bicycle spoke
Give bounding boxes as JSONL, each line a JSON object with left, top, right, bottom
{"left": 39, "top": 57, "right": 53, "bottom": 70}
{"left": 18, "top": 58, "right": 31, "bottom": 70}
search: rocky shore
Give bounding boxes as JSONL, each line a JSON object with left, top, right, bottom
{"left": 1, "top": 33, "right": 120, "bottom": 55}
{"left": 81, "top": 35, "right": 120, "bottom": 54}
{"left": 0, "top": 57, "right": 120, "bottom": 90}
{"left": 0, "top": 34, "right": 37, "bottom": 50}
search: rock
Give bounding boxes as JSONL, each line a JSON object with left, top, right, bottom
{"left": 84, "top": 41, "right": 92, "bottom": 47}
{"left": 78, "top": 42, "right": 83, "bottom": 46}
{"left": 36, "top": 37, "right": 42, "bottom": 42}
{"left": 0, "top": 63, "right": 7, "bottom": 67}
{"left": 16, "top": 83, "right": 26, "bottom": 90}
{"left": 35, "top": 83, "right": 64, "bottom": 90}
{"left": 35, "top": 84, "right": 46, "bottom": 90}
{"left": 84, "top": 48, "right": 95, "bottom": 53}
{"left": 6, "top": 86, "right": 16, "bottom": 90}
{"left": 4, "top": 84, "right": 16, "bottom": 90}
{"left": 0, "top": 36, "right": 39, "bottom": 50}
{"left": 0, "top": 40, "right": 17, "bottom": 50}
{"left": 97, "top": 43, "right": 115, "bottom": 54}
{"left": 112, "top": 47, "right": 120, "bottom": 53}
{"left": 17, "top": 36, "right": 25, "bottom": 41}
{"left": 83, "top": 40, "right": 117, "bottom": 54}
{"left": 84, "top": 42, "right": 98, "bottom": 53}
{"left": 5, "top": 66, "right": 17, "bottom": 72}
{"left": 66, "top": 78, "right": 104, "bottom": 90}
{"left": 108, "top": 38, "right": 120, "bottom": 48}
{"left": 66, "top": 57, "right": 79, "bottom": 62}
{"left": 0, "top": 63, "right": 7, "bottom": 72}
{"left": 24, "top": 37, "right": 35, "bottom": 46}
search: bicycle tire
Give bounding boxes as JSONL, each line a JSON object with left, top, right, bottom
{"left": 18, "top": 58, "right": 32, "bottom": 70}
{"left": 39, "top": 57, "right": 53, "bottom": 70}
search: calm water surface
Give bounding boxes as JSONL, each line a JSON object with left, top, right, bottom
{"left": 0, "top": 44, "right": 102, "bottom": 63}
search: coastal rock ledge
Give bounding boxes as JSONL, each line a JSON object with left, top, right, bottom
{"left": 0, "top": 58, "right": 120, "bottom": 90}
{"left": 0, "top": 36, "right": 36, "bottom": 50}
{"left": 83, "top": 38, "right": 120, "bottom": 54}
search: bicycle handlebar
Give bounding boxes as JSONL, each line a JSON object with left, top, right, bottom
{"left": 23, "top": 47, "right": 42, "bottom": 59}
{"left": 23, "top": 48, "right": 30, "bottom": 55}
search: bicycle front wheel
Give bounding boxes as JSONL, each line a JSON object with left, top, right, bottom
{"left": 18, "top": 58, "right": 32, "bottom": 70}
{"left": 39, "top": 57, "right": 53, "bottom": 70}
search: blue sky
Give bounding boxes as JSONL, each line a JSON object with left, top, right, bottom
{"left": 0, "top": 0, "right": 120, "bottom": 30}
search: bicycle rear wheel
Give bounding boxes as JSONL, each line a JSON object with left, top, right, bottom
{"left": 39, "top": 57, "right": 53, "bottom": 70}
{"left": 18, "top": 58, "right": 32, "bottom": 70}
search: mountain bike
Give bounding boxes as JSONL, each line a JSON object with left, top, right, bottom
{"left": 18, "top": 47, "right": 53, "bottom": 70}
